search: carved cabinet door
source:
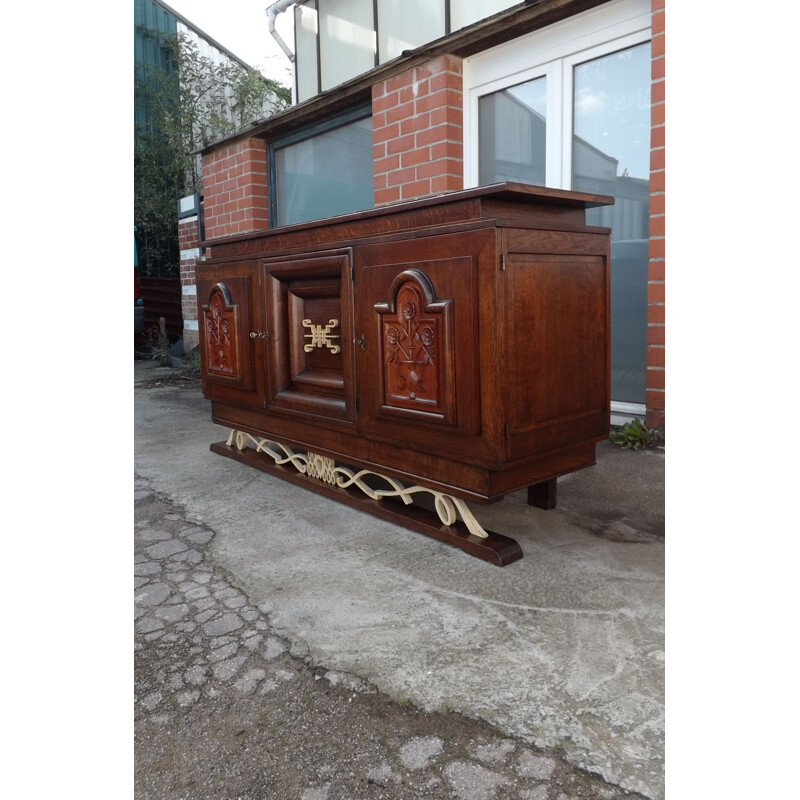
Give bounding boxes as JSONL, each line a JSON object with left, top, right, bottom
{"left": 260, "top": 249, "right": 356, "bottom": 428}
{"left": 353, "top": 230, "right": 493, "bottom": 461}
{"left": 197, "top": 261, "right": 265, "bottom": 408}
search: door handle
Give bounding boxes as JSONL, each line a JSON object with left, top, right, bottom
{"left": 357, "top": 334, "right": 366, "bottom": 351}
{"left": 249, "top": 330, "right": 268, "bottom": 341}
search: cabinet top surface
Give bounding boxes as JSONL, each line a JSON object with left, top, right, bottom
{"left": 200, "top": 182, "right": 614, "bottom": 249}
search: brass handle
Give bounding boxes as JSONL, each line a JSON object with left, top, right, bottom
{"left": 358, "top": 334, "right": 366, "bottom": 351}
{"left": 249, "top": 330, "right": 268, "bottom": 341}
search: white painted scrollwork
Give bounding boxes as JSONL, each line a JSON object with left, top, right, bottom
{"left": 225, "top": 429, "right": 489, "bottom": 538}
{"left": 333, "top": 467, "right": 489, "bottom": 539}
{"left": 226, "top": 429, "right": 310, "bottom": 474}
{"left": 305, "top": 452, "right": 338, "bottom": 485}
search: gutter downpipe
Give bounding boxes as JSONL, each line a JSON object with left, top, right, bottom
{"left": 266, "top": 1, "right": 297, "bottom": 103}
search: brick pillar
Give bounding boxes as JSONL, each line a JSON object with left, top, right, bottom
{"left": 202, "top": 137, "right": 270, "bottom": 242}
{"left": 372, "top": 55, "right": 464, "bottom": 205}
{"left": 646, "top": 0, "right": 665, "bottom": 430}
{"left": 178, "top": 209, "right": 200, "bottom": 355}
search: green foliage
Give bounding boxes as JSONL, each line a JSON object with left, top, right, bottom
{"left": 609, "top": 418, "right": 655, "bottom": 450}
{"left": 135, "top": 30, "right": 291, "bottom": 277}
{"left": 188, "top": 347, "right": 201, "bottom": 373}
{"left": 134, "top": 123, "right": 185, "bottom": 278}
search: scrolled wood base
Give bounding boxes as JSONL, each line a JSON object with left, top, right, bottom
{"left": 212, "top": 430, "right": 523, "bottom": 567}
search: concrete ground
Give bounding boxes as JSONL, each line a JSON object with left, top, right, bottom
{"left": 134, "top": 360, "right": 664, "bottom": 800}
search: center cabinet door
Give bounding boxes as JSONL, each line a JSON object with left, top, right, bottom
{"left": 353, "top": 229, "right": 494, "bottom": 462}
{"left": 261, "top": 248, "right": 356, "bottom": 428}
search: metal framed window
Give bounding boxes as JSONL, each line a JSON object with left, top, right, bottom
{"left": 293, "top": 0, "right": 519, "bottom": 102}
{"left": 268, "top": 103, "right": 374, "bottom": 227}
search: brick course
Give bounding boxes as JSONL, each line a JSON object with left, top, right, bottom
{"left": 202, "top": 139, "right": 269, "bottom": 241}
{"left": 372, "top": 55, "right": 464, "bottom": 206}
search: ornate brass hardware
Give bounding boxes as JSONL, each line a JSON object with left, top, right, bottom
{"left": 249, "top": 330, "right": 268, "bottom": 340}
{"left": 358, "top": 334, "right": 366, "bottom": 350}
{"left": 302, "top": 318, "right": 340, "bottom": 353}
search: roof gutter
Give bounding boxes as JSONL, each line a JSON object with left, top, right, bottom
{"left": 266, "top": 0, "right": 296, "bottom": 63}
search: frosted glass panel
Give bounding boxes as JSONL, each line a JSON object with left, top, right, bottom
{"left": 377, "top": 0, "right": 445, "bottom": 63}
{"left": 319, "top": 0, "right": 375, "bottom": 91}
{"left": 275, "top": 116, "right": 374, "bottom": 227}
{"left": 572, "top": 43, "right": 651, "bottom": 404}
{"left": 451, "top": 0, "right": 518, "bottom": 31}
{"left": 295, "top": 3, "right": 319, "bottom": 103}
{"left": 478, "top": 76, "right": 547, "bottom": 186}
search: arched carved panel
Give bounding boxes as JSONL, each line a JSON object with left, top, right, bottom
{"left": 374, "top": 269, "right": 455, "bottom": 425}
{"left": 202, "top": 283, "right": 241, "bottom": 380}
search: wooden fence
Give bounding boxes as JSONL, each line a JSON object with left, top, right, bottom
{"left": 138, "top": 276, "right": 183, "bottom": 343}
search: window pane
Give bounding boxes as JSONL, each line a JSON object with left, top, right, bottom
{"left": 275, "top": 116, "right": 374, "bottom": 227}
{"left": 294, "top": 2, "right": 319, "bottom": 103}
{"left": 319, "top": 0, "right": 375, "bottom": 91}
{"left": 478, "top": 76, "right": 547, "bottom": 186}
{"left": 451, "top": 0, "right": 518, "bottom": 31}
{"left": 377, "top": 0, "right": 445, "bottom": 63}
{"left": 572, "top": 43, "right": 651, "bottom": 405}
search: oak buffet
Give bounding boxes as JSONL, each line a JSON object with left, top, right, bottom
{"left": 197, "top": 182, "right": 613, "bottom": 566}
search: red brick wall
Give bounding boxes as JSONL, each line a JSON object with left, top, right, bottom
{"left": 372, "top": 55, "right": 464, "bottom": 205}
{"left": 202, "top": 138, "right": 269, "bottom": 241}
{"left": 647, "top": 0, "right": 665, "bottom": 429}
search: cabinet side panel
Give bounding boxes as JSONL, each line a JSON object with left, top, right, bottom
{"left": 507, "top": 254, "right": 609, "bottom": 444}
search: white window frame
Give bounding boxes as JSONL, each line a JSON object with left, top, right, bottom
{"left": 463, "top": 0, "right": 652, "bottom": 190}
{"left": 462, "top": 0, "right": 652, "bottom": 420}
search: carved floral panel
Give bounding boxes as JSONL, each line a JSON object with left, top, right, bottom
{"left": 203, "top": 284, "right": 240, "bottom": 379}
{"left": 375, "top": 270, "right": 453, "bottom": 421}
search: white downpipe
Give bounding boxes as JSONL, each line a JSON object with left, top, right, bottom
{"left": 266, "top": 0, "right": 296, "bottom": 62}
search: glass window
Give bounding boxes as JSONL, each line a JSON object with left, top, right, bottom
{"left": 478, "top": 76, "right": 547, "bottom": 186}
{"left": 377, "top": 0, "right": 445, "bottom": 63}
{"left": 296, "top": 0, "right": 525, "bottom": 99}
{"left": 295, "top": 2, "right": 319, "bottom": 104}
{"left": 318, "top": 0, "right": 375, "bottom": 91}
{"left": 272, "top": 112, "right": 374, "bottom": 227}
{"left": 572, "top": 43, "right": 651, "bottom": 404}
{"left": 451, "top": 0, "right": 518, "bottom": 32}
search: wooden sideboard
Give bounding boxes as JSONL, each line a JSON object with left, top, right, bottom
{"left": 197, "top": 182, "right": 613, "bottom": 565}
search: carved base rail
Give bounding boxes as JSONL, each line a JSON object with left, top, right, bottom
{"left": 212, "top": 429, "right": 523, "bottom": 566}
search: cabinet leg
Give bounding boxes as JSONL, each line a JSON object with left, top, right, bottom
{"left": 527, "top": 478, "right": 557, "bottom": 510}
